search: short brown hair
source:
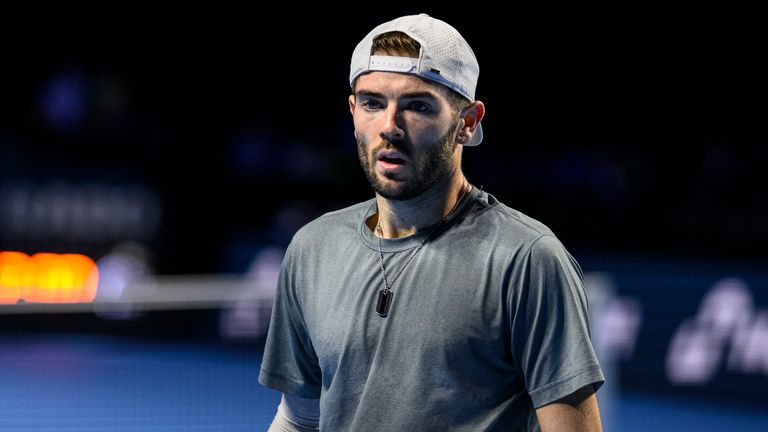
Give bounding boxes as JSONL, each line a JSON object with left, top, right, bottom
{"left": 353, "top": 31, "right": 470, "bottom": 112}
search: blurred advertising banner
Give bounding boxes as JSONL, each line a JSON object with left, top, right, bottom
{"left": 582, "top": 255, "right": 768, "bottom": 406}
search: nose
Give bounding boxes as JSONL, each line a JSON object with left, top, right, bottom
{"left": 379, "top": 107, "right": 404, "bottom": 142}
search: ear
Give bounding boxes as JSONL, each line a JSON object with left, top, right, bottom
{"left": 457, "top": 101, "right": 485, "bottom": 142}
{"left": 349, "top": 94, "right": 356, "bottom": 115}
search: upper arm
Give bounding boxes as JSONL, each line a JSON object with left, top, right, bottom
{"left": 535, "top": 385, "right": 602, "bottom": 432}
{"left": 511, "top": 235, "right": 604, "bottom": 407}
{"left": 259, "top": 240, "right": 323, "bottom": 398}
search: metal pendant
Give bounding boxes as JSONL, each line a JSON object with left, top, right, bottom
{"left": 376, "top": 288, "right": 393, "bottom": 317}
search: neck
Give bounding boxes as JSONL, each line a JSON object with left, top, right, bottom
{"left": 371, "top": 175, "right": 470, "bottom": 239}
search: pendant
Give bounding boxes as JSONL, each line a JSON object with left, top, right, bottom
{"left": 376, "top": 288, "right": 393, "bottom": 317}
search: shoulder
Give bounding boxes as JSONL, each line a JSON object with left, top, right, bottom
{"left": 473, "top": 190, "right": 557, "bottom": 245}
{"left": 469, "top": 190, "right": 581, "bottom": 274}
{"left": 289, "top": 198, "right": 375, "bottom": 246}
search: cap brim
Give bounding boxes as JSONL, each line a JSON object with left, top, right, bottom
{"left": 463, "top": 123, "right": 483, "bottom": 146}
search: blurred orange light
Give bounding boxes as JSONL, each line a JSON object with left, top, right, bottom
{"left": 0, "top": 251, "right": 99, "bottom": 304}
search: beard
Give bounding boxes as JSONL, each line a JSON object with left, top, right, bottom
{"left": 356, "top": 123, "right": 459, "bottom": 201}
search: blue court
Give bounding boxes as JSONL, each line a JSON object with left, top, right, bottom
{"left": 0, "top": 333, "right": 765, "bottom": 431}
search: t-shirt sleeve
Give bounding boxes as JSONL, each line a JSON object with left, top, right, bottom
{"left": 509, "top": 234, "right": 604, "bottom": 408}
{"left": 258, "top": 240, "right": 323, "bottom": 398}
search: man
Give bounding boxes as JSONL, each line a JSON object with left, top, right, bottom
{"left": 259, "top": 13, "right": 604, "bottom": 431}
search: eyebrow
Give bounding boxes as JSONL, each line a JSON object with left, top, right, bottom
{"left": 355, "top": 90, "right": 439, "bottom": 100}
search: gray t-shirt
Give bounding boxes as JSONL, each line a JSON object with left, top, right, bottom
{"left": 259, "top": 188, "right": 604, "bottom": 431}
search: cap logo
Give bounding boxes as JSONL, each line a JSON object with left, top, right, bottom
{"left": 369, "top": 55, "right": 418, "bottom": 73}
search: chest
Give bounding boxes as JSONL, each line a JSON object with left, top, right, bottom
{"left": 300, "top": 244, "right": 509, "bottom": 378}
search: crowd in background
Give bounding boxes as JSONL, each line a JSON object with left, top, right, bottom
{"left": 2, "top": 4, "right": 766, "bottom": 276}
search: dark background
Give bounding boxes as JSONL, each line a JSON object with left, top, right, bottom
{"left": 2, "top": 3, "right": 766, "bottom": 274}
{"left": 1, "top": 5, "right": 767, "bottom": 431}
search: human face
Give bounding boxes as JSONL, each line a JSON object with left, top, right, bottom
{"left": 350, "top": 72, "right": 461, "bottom": 201}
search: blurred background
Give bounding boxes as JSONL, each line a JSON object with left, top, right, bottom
{"left": 1, "top": 3, "right": 766, "bottom": 431}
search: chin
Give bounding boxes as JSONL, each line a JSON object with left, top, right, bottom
{"left": 375, "top": 181, "right": 423, "bottom": 201}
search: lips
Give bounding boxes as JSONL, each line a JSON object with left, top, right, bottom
{"left": 375, "top": 150, "right": 408, "bottom": 173}
{"left": 377, "top": 150, "right": 408, "bottom": 165}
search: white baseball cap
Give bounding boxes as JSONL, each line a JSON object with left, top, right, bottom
{"left": 350, "top": 13, "right": 483, "bottom": 146}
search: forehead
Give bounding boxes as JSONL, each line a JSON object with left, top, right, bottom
{"left": 354, "top": 71, "right": 449, "bottom": 100}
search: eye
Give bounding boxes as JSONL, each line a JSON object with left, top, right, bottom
{"left": 359, "top": 99, "right": 383, "bottom": 110}
{"left": 408, "top": 101, "right": 431, "bottom": 113}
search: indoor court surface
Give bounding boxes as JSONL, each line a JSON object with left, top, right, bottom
{"left": 0, "top": 332, "right": 766, "bottom": 431}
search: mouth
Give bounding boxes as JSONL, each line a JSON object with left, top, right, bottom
{"left": 377, "top": 150, "right": 407, "bottom": 164}
{"left": 376, "top": 150, "right": 408, "bottom": 171}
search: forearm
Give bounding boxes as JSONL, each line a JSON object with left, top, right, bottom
{"left": 267, "top": 393, "right": 320, "bottom": 432}
{"left": 535, "top": 385, "right": 603, "bottom": 432}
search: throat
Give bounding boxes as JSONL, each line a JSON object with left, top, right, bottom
{"left": 367, "top": 210, "right": 421, "bottom": 239}
{"left": 376, "top": 223, "right": 419, "bottom": 239}
{"left": 372, "top": 182, "right": 471, "bottom": 239}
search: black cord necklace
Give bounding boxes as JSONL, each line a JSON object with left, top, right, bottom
{"left": 374, "top": 183, "right": 470, "bottom": 317}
